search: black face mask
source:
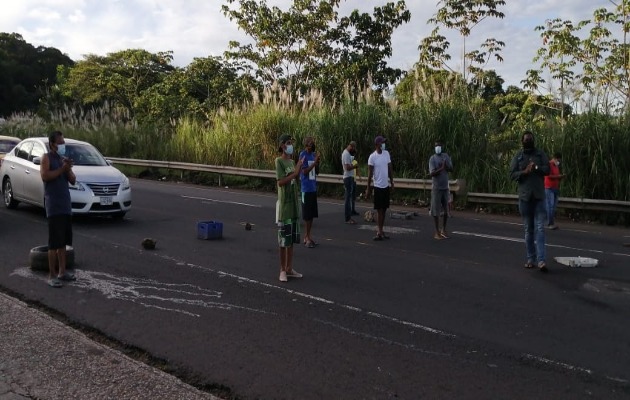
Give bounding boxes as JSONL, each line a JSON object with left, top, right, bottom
{"left": 523, "top": 140, "right": 534, "bottom": 150}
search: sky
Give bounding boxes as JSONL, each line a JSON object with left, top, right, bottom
{"left": 0, "top": 0, "right": 619, "bottom": 88}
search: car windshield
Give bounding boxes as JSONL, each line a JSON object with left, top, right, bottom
{"left": 0, "top": 140, "right": 19, "bottom": 153}
{"left": 65, "top": 144, "right": 109, "bottom": 166}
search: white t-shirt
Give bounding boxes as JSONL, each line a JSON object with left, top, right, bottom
{"left": 367, "top": 150, "right": 391, "bottom": 189}
{"left": 341, "top": 149, "right": 355, "bottom": 179}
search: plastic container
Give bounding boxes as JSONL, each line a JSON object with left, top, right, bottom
{"left": 197, "top": 221, "right": 223, "bottom": 240}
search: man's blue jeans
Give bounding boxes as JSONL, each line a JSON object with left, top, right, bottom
{"left": 545, "top": 188, "right": 559, "bottom": 226}
{"left": 344, "top": 177, "right": 356, "bottom": 221}
{"left": 519, "top": 198, "right": 547, "bottom": 264}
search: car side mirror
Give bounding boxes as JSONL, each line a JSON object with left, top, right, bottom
{"left": 32, "top": 157, "right": 41, "bottom": 165}
{"left": 106, "top": 159, "right": 113, "bottom": 166}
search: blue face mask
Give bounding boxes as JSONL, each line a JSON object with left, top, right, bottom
{"left": 380, "top": 143, "right": 386, "bottom": 151}
{"left": 285, "top": 144, "right": 294, "bottom": 155}
{"left": 57, "top": 144, "right": 66, "bottom": 156}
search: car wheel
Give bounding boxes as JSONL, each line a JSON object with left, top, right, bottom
{"left": 29, "top": 245, "right": 75, "bottom": 271}
{"left": 3, "top": 178, "right": 19, "bottom": 209}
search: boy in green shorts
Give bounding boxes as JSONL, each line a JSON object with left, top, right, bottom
{"left": 276, "top": 134, "right": 305, "bottom": 282}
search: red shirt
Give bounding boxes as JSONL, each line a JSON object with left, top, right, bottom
{"left": 544, "top": 161, "right": 561, "bottom": 189}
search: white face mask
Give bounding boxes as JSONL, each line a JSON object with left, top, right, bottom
{"left": 285, "top": 144, "right": 294, "bottom": 155}
{"left": 556, "top": 161, "right": 561, "bottom": 166}
{"left": 57, "top": 144, "right": 66, "bottom": 156}
{"left": 435, "top": 146, "right": 442, "bottom": 155}
{"left": 380, "top": 143, "right": 386, "bottom": 151}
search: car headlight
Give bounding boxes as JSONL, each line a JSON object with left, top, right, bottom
{"left": 121, "top": 176, "right": 130, "bottom": 191}
{"left": 69, "top": 181, "right": 87, "bottom": 191}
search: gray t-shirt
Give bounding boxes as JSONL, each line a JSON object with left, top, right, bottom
{"left": 341, "top": 149, "right": 355, "bottom": 179}
{"left": 428, "top": 153, "right": 453, "bottom": 190}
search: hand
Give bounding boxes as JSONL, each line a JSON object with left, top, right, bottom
{"left": 364, "top": 188, "right": 372, "bottom": 199}
{"left": 524, "top": 161, "right": 534, "bottom": 174}
{"left": 62, "top": 158, "right": 73, "bottom": 171}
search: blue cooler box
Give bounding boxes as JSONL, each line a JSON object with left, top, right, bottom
{"left": 197, "top": 221, "right": 223, "bottom": 240}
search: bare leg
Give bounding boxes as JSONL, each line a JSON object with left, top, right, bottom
{"left": 305, "top": 220, "right": 313, "bottom": 243}
{"left": 433, "top": 216, "right": 440, "bottom": 234}
{"left": 47, "top": 249, "right": 58, "bottom": 280}
{"left": 377, "top": 209, "right": 385, "bottom": 236}
{"left": 279, "top": 248, "right": 287, "bottom": 272}
{"left": 287, "top": 246, "right": 294, "bottom": 271}
{"left": 57, "top": 247, "right": 67, "bottom": 276}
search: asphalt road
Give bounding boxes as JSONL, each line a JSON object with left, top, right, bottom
{"left": 1, "top": 178, "right": 629, "bottom": 400}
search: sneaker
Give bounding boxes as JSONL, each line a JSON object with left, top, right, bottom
{"left": 286, "top": 269, "right": 303, "bottom": 278}
{"left": 279, "top": 271, "right": 288, "bottom": 282}
{"left": 549, "top": 224, "right": 559, "bottom": 230}
{"left": 433, "top": 233, "right": 444, "bottom": 240}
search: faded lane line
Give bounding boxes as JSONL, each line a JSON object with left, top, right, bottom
{"left": 181, "top": 195, "right": 262, "bottom": 207}
{"left": 453, "top": 231, "right": 630, "bottom": 257}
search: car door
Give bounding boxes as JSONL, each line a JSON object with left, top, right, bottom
{"left": 23, "top": 142, "right": 46, "bottom": 206}
{"left": 6, "top": 141, "right": 33, "bottom": 202}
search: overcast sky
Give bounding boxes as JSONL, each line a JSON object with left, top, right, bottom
{"left": 0, "top": 0, "right": 618, "bottom": 88}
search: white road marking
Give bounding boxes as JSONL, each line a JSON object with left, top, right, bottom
{"left": 181, "top": 195, "right": 262, "bottom": 208}
{"left": 453, "top": 231, "right": 630, "bottom": 257}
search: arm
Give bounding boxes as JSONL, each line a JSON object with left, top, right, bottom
{"left": 277, "top": 158, "right": 304, "bottom": 187}
{"left": 388, "top": 162, "right": 394, "bottom": 190}
{"left": 444, "top": 154, "right": 453, "bottom": 172}
{"left": 365, "top": 165, "right": 374, "bottom": 198}
{"left": 429, "top": 156, "right": 442, "bottom": 177}
{"left": 40, "top": 154, "right": 73, "bottom": 183}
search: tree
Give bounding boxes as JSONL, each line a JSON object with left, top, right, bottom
{"left": 0, "top": 32, "right": 73, "bottom": 116}
{"left": 221, "top": 0, "right": 410, "bottom": 101}
{"left": 523, "top": 1, "right": 630, "bottom": 113}
{"left": 57, "top": 49, "right": 175, "bottom": 117}
{"left": 136, "top": 56, "right": 259, "bottom": 124}
{"left": 416, "top": 0, "right": 506, "bottom": 82}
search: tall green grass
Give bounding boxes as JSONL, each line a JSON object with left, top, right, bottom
{"left": 1, "top": 84, "right": 628, "bottom": 203}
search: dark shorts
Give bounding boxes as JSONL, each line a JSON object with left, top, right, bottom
{"left": 301, "top": 191, "right": 318, "bottom": 221}
{"left": 373, "top": 187, "right": 390, "bottom": 210}
{"left": 278, "top": 220, "right": 300, "bottom": 248}
{"left": 48, "top": 214, "right": 73, "bottom": 250}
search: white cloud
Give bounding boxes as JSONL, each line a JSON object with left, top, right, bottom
{"left": 1, "top": 0, "right": 619, "bottom": 87}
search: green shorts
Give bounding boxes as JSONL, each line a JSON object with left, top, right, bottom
{"left": 278, "top": 219, "right": 300, "bottom": 248}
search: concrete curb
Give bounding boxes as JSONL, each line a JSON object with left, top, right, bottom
{"left": 0, "top": 292, "right": 219, "bottom": 400}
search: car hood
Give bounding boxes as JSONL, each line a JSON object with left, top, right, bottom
{"left": 73, "top": 165, "right": 127, "bottom": 183}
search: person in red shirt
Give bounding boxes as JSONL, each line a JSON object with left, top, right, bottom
{"left": 544, "top": 152, "right": 564, "bottom": 230}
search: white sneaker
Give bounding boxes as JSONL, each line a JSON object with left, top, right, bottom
{"left": 279, "top": 271, "right": 288, "bottom": 282}
{"left": 286, "top": 269, "right": 303, "bottom": 278}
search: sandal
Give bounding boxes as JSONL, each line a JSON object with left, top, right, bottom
{"left": 345, "top": 219, "right": 356, "bottom": 224}
{"left": 305, "top": 241, "right": 315, "bottom": 248}
{"left": 58, "top": 272, "right": 76, "bottom": 281}
{"left": 524, "top": 262, "right": 534, "bottom": 269}
{"left": 373, "top": 234, "right": 383, "bottom": 241}
{"left": 538, "top": 261, "right": 548, "bottom": 272}
{"left": 48, "top": 278, "right": 62, "bottom": 288}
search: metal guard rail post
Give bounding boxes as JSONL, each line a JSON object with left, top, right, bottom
{"left": 108, "top": 158, "right": 630, "bottom": 213}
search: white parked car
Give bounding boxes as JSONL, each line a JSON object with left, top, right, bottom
{"left": 0, "top": 137, "right": 131, "bottom": 218}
